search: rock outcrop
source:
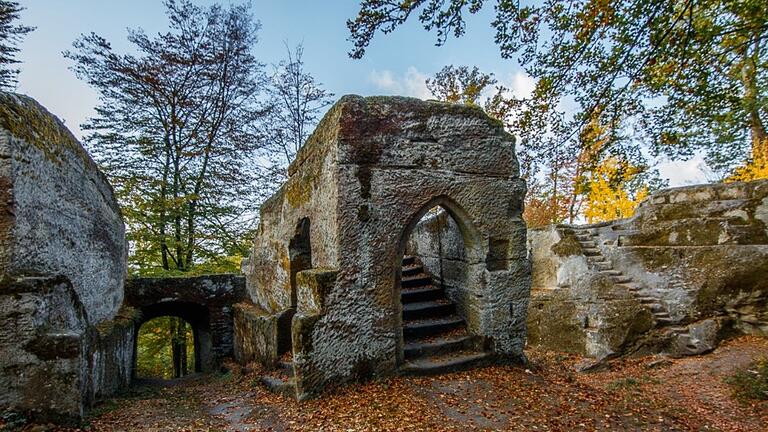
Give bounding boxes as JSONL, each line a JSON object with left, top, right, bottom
{"left": 0, "top": 93, "right": 132, "bottom": 422}
{"left": 527, "top": 180, "right": 768, "bottom": 358}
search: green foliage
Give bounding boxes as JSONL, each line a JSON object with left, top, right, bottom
{"left": 0, "top": 1, "right": 34, "bottom": 89}
{"left": 426, "top": 65, "right": 497, "bottom": 106}
{"left": 726, "top": 356, "right": 768, "bottom": 401}
{"left": 136, "top": 317, "right": 194, "bottom": 379}
{"left": 349, "top": 0, "right": 768, "bottom": 176}
{"left": 65, "top": 0, "right": 270, "bottom": 275}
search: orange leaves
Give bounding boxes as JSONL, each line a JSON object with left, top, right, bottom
{"left": 57, "top": 338, "right": 768, "bottom": 431}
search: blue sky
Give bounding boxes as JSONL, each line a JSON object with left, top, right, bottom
{"left": 16, "top": 0, "right": 707, "bottom": 185}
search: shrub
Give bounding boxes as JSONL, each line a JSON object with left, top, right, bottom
{"left": 726, "top": 357, "right": 768, "bottom": 402}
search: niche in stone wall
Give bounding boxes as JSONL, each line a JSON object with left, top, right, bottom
{"left": 486, "top": 238, "right": 510, "bottom": 271}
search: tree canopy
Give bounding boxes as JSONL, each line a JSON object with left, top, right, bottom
{"left": 66, "top": 0, "right": 270, "bottom": 275}
{"left": 0, "top": 0, "right": 33, "bottom": 89}
{"left": 348, "top": 0, "right": 768, "bottom": 176}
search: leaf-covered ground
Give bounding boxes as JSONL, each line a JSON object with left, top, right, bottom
{"left": 16, "top": 336, "right": 768, "bottom": 431}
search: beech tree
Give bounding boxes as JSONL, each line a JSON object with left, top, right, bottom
{"left": 66, "top": 0, "right": 269, "bottom": 275}
{"left": 0, "top": 0, "right": 33, "bottom": 89}
{"left": 348, "top": 0, "right": 768, "bottom": 177}
{"left": 264, "top": 43, "right": 334, "bottom": 169}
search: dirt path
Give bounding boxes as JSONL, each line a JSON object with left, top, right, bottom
{"left": 20, "top": 336, "right": 766, "bottom": 431}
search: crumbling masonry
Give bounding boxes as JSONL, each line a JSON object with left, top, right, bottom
{"left": 237, "top": 95, "right": 531, "bottom": 400}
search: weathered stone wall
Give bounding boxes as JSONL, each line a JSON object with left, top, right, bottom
{"left": 244, "top": 101, "right": 344, "bottom": 313}
{"left": 0, "top": 93, "right": 130, "bottom": 421}
{"left": 125, "top": 274, "right": 246, "bottom": 372}
{"left": 527, "top": 180, "right": 768, "bottom": 359}
{"left": 244, "top": 95, "right": 529, "bottom": 399}
{"left": 527, "top": 227, "right": 653, "bottom": 358}
{"left": 0, "top": 93, "right": 126, "bottom": 322}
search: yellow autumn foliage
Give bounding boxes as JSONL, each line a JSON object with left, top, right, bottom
{"left": 727, "top": 139, "right": 768, "bottom": 182}
{"left": 583, "top": 157, "right": 648, "bottom": 223}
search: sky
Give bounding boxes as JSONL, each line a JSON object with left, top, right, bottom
{"left": 16, "top": 0, "right": 708, "bottom": 186}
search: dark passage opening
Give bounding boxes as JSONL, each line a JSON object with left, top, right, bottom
{"left": 289, "top": 217, "right": 313, "bottom": 308}
{"left": 279, "top": 217, "right": 312, "bottom": 355}
{"left": 135, "top": 316, "right": 196, "bottom": 379}
{"left": 133, "top": 301, "right": 212, "bottom": 380}
{"left": 397, "top": 204, "right": 483, "bottom": 370}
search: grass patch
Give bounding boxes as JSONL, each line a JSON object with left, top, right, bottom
{"left": 726, "top": 356, "right": 768, "bottom": 402}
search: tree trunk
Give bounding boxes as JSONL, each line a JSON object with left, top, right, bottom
{"left": 170, "top": 318, "right": 181, "bottom": 378}
{"left": 170, "top": 317, "right": 188, "bottom": 378}
{"left": 743, "top": 34, "right": 767, "bottom": 165}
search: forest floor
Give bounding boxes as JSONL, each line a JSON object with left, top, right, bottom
{"left": 11, "top": 335, "right": 768, "bottom": 431}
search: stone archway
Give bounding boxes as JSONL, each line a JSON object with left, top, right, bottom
{"left": 124, "top": 274, "right": 246, "bottom": 377}
{"left": 242, "top": 95, "right": 530, "bottom": 400}
{"left": 133, "top": 301, "right": 212, "bottom": 376}
{"left": 394, "top": 196, "right": 487, "bottom": 368}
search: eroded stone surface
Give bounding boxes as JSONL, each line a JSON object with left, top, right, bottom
{"left": 243, "top": 95, "right": 529, "bottom": 399}
{"left": 0, "top": 93, "right": 131, "bottom": 422}
{"left": 527, "top": 180, "right": 768, "bottom": 358}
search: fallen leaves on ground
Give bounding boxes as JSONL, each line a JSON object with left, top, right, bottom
{"left": 20, "top": 336, "right": 768, "bottom": 431}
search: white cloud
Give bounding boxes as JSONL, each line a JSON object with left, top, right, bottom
{"left": 657, "top": 155, "right": 712, "bottom": 187}
{"left": 495, "top": 71, "right": 536, "bottom": 100}
{"left": 368, "top": 67, "right": 431, "bottom": 99}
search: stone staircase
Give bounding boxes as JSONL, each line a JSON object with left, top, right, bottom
{"left": 573, "top": 228, "right": 694, "bottom": 346}
{"left": 258, "top": 255, "right": 490, "bottom": 397}
{"left": 399, "top": 255, "right": 490, "bottom": 375}
{"left": 259, "top": 358, "right": 296, "bottom": 398}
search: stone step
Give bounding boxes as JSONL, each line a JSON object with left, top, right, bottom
{"left": 404, "top": 334, "right": 475, "bottom": 359}
{"left": 401, "top": 286, "right": 444, "bottom": 303}
{"left": 403, "top": 315, "right": 465, "bottom": 339}
{"left": 610, "top": 275, "right": 632, "bottom": 284}
{"left": 400, "top": 351, "right": 491, "bottom": 376}
{"left": 638, "top": 297, "right": 658, "bottom": 303}
{"left": 402, "top": 265, "right": 424, "bottom": 277}
{"left": 260, "top": 374, "right": 295, "bottom": 398}
{"left": 650, "top": 304, "right": 665, "bottom": 313}
{"left": 587, "top": 256, "right": 609, "bottom": 263}
{"left": 401, "top": 274, "right": 432, "bottom": 289}
{"left": 595, "top": 262, "right": 614, "bottom": 272}
{"left": 579, "top": 240, "right": 597, "bottom": 248}
{"left": 582, "top": 248, "right": 601, "bottom": 256}
{"left": 576, "top": 234, "right": 593, "bottom": 242}
{"left": 402, "top": 300, "right": 455, "bottom": 320}
{"left": 402, "top": 255, "right": 416, "bottom": 266}
{"left": 599, "top": 269, "right": 621, "bottom": 277}
{"left": 617, "top": 282, "right": 641, "bottom": 291}
{"left": 655, "top": 316, "right": 674, "bottom": 325}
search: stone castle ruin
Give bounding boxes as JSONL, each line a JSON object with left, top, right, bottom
{"left": 0, "top": 90, "right": 766, "bottom": 423}
{"left": 236, "top": 95, "right": 530, "bottom": 399}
